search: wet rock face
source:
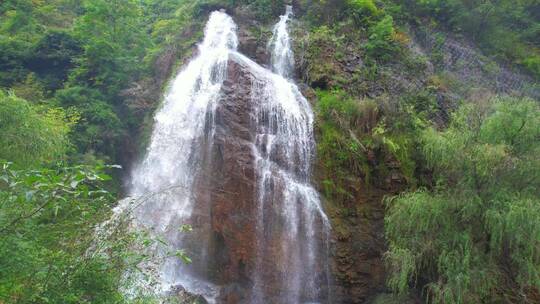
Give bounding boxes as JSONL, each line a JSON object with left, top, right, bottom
{"left": 326, "top": 189, "right": 388, "bottom": 304}
{"left": 233, "top": 7, "right": 271, "bottom": 66}
{"left": 169, "top": 286, "right": 209, "bottom": 304}
{"left": 192, "top": 58, "right": 258, "bottom": 302}
{"left": 237, "top": 28, "right": 271, "bottom": 65}
{"left": 193, "top": 57, "right": 328, "bottom": 303}
{"left": 185, "top": 17, "right": 398, "bottom": 301}
{"left": 193, "top": 57, "right": 330, "bottom": 303}
{"left": 195, "top": 42, "right": 376, "bottom": 304}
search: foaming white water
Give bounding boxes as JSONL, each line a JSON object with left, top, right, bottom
{"left": 128, "top": 11, "right": 237, "bottom": 300}
{"left": 268, "top": 5, "right": 295, "bottom": 78}
{"left": 250, "top": 5, "right": 331, "bottom": 303}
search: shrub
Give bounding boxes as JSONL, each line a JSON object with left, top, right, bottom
{"left": 523, "top": 55, "right": 540, "bottom": 79}
{"left": 0, "top": 163, "right": 128, "bottom": 303}
{"left": 0, "top": 90, "right": 72, "bottom": 167}
{"left": 347, "top": 0, "right": 378, "bottom": 22}
{"left": 54, "top": 86, "right": 123, "bottom": 160}
{"left": 385, "top": 96, "right": 540, "bottom": 303}
{"left": 316, "top": 89, "right": 372, "bottom": 199}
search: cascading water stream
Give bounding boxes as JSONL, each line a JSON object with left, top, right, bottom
{"left": 250, "top": 6, "right": 331, "bottom": 303}
{"left": 124, "top": 7, "right": 330, "bottom": 303}
{"left": 128, "top": 11, "right": 238, "bottom": 300}
{"left": 268, "top": 5, "right": 295, "bottom": 78}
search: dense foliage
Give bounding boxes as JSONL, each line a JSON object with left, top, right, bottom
{"left": 0, "top": 163, "right": 127, "bottom": 303}
{"left": 0, "top": 90, "right": 73, "bottom": 167}
{"left": 298, "top": 1, "right": 539, "bottom": 303}
{"left": 0, "top": 0, "right": 217, "bottom": 164}
{"left": 0, "top": 1, "right": 210, "bottom": 302}
{"left": 315, "top": 89, "right": 421, "bottom": 199}
{"left": 385, "top": 97, "right": 540, "bottom": 303}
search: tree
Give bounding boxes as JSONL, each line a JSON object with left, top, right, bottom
{"left": 365, "top": 15, "right": 399, "bottom": 62}
{"left": 54, "top": 86, "right": 123, "bottom": 160}
{"left": 385, "top": 96, "right": 540, "bottom": 303}
{"left": 347, "top": 0, "right": 378, "bottom": 23}
{"left": 0, "top": 90, "right": 73, "bottom": 167}
{"left": 71, "top": 0, "right": 150, "bottom": 99}
{"left": 0, "top": 163, "right": 131, "bottom": 303}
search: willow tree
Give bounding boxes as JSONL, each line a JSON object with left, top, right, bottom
{"left": 385, "top": 96, "right": 540, "bottom": 303}
{"left": 0, "top": 90, "right": 73, "bottom": 167}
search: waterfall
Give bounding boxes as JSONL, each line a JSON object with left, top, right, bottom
{"left": 125, "top": 7, "right": 330, "bottom": 304}
{"left": 268, "top": 5, "right": 294, "bottom": 78}
{"left": 250, "top": 5, "right": 331, "bottom": 303}
{"left": 128, "top": 11, "right": 237, "bottom": 300}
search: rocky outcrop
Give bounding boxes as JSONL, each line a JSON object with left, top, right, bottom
{"left": 189, "top": 55, "right": 392, "bottom": 304}
{"left": 191, "top": 58, "right": 259, "bottom": 303}
{"left": 324, "top": 186, "right": 397, "bottom": 304}
{"left": 191, "top": 53, "right": 331, "bottom": 303}
{"left": 168, "top": 286, "right": 209, "bottom": 304}
{"left": 192, "top": 19, "right": 396, "bottom": 304}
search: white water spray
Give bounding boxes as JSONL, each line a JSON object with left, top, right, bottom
{"left": 268, "top": 5, "right": 295, "bottom": 78}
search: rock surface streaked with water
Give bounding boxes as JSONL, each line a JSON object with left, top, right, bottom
{"left": 125, "top": 7, "right": 331, "bottom": 304}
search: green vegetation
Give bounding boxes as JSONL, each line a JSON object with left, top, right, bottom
{"left": 0, "top": 163, "right": 126, "bottom": 303}
{"left": 0, "top": 90, "right": 73, "bottom": 167}
{"left": 385, "top": 97, "right": 540, "bottom": 303}
{"left": 0, "top": 0, "right": 218, "bottom": 164}
{"left": 315, "top": 88, "right": 422, "bottom": 201}
{"left": 365, "top": 15, "right": 398, "bottom": 62}
{"left": 316, "top": 89, "right": 373, "bottom": 201}
{"left": 0, "top": 161, "right": 186, "bottom": 303}
{"left": 300, "top": 3, "right": 539, "bottom": 302}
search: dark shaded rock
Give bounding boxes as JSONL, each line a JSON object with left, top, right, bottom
{"left": 324, "top": 187, "right": 389, "bottom": 304}
{"left": 194, "top": 58, "right": 258, "bottom": 289}
{"left": 238, "top": 28, "right": 259, "bottom": 60}
{"left": 218, "top": 283, "right": 248, "bottom": 304}
{"left": 233, "top": 6, "right": 272, "bottom": 65}
{"left": 168, "top": 285, "right": 209, "bottom": 304}
{"left": 237, "top": 28, "right": 271, "bottom": 65}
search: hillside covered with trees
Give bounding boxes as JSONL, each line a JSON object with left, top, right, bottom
{"left": 0, "top": 0, "right": 538, "bottom": 303}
